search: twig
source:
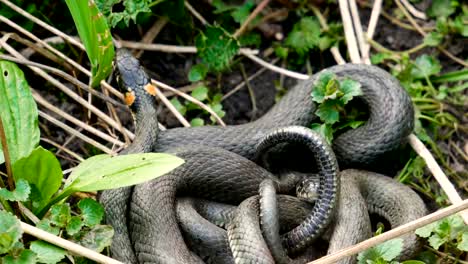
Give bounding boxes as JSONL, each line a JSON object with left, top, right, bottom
{"left": 152, "top": 80, "right": 226, "bottom": 126}
{"left": 0, "top": 41, "right": 135, "bottom": 139}
{"left": 40, "top": 138, "right": 84, "bottom": 162}
{"left": 361, "top": 0, "right": 383, "bottom": 63}
{"left": 222, "top": 58, "right": 279, "bottom": 101}
{"left": 338, "top": 0, "right": 361, "bottom": 63}
{"left": 309, "top": 5, "right": 346, "bottom": 65}
{"left": 309, "top": 199, "right": 468, "bottom": 264}
{"left": 185, "top": 1, "right": 209, "bottom": 26}
{"left": 20, "top": 221, "right": 123, "bottom": 264}
{"left": 240, "top": 50, "right": 309, "bottom": 80}
{"left": 153, "top": 85, "right": 191, "bottom": 127}
{"left": 408, "top": 134, "right": 468, "bottom": 224}
{"left": 233, "top": 0, "right": 271, "bottom": 38}
{"left": 239, "top": 64, "right": 257, "bottom": 118}
{"left": 135, "top": 17, "right": 168, "bottom": 58}
{"left": 400, "top": 0, "right": 427, "bottom": 20}
{"left": 348, "top": 0, "right": 367, "bottom": 63}
{"left": 0, "top": 0, "right": 84, "bottom": 49}
{"left": 118, "top": 40, "right": 259, "bottom": 55}
{"left": 38, "top": 111, "right": 114, "bottom": 154}
{"left": 0, "top": 54, "right": 125, "bottom": 108}
{"left": 32, "top": 90, "right": 124, "bottom": 147}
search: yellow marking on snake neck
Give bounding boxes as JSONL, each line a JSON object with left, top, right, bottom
{"left": 144, "top": 83, "right": 157, "bottom": 96}
{"left": 124, "top": 91, "right": 136, "bottom": 106}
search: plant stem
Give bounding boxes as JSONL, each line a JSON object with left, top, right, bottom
{"left": 233, "top": 0, "right": 271, "bottom": 38}
{"left": 0, "top": 116, "right": 14, "bottom": 190}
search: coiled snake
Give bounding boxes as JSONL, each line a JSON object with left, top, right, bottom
{"left": 99, "top": 49, "right": 427, "bottom": 264}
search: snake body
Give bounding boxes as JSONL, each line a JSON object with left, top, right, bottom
{"left": 99, "top": 49, "right": 424, "bottom": 263}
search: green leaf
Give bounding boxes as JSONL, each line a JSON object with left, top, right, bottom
{"left": 285, "top": 17, "right": 321, "bottom": 56}
{"left": 195, "top": 26, "right": 240, "bottom": 72}
{"left": 0, "top": 211, "right": 22, "bottom": 255}
{"left": 36, "top": 219, "right": 60, "bottom": 236}
{"left": 358, "top": 239, "right": 403, "bottom": 263}
{"left": 231, "top": 0, "right": 254, "bottom": 24}
{"left": 191, "top": 86, "right": 209, "bottom": 101}
{"left": 190, "top": 118, "right": 205, "bottom": 127}
{"left": 78, "top": 198, "right": 104, "bottom": 227}
{"left": 73, "top": 225, "right": 114, "bottom": 253}
{"left": 30, "top": 241, "right": 66, "bottom": 264}
{"left": 423, "top": 32, "right": 443, "bottom": 47}
{"left": 310, "top": 123, "right": 334, "bottom": 144}
{"left": 428, "top": 234, "right": 446, "bottom": 249}
{"left": 427, "top": 0, "right": 457, "bottom": 18}
{"left": 49, "top": 204, "right": 71, "bottom": 228}
{"left": 315, "top": 100, "right": 340, "bottom": 124}
{"left": 371, "top": 53, "right": 392, "bottom": 64}
{"left": 411, "top": 55, "right": 442, "bottom": 79}
{"left": 170, "top": 98, "right": 187, "bottom": 116}
{"left": 274, "top": 46, "right": 289, "bottom": 59}
{"left": 401, "top": 261, "right": 426, "bottom": 264}
{"left": 65, "top": 0, "right": 115, "bottom": 87}
{"left": 2, "top": 249, "right": 37, "bottom": 264}
{"left": 415, "top": 221, "right": 438, "bottom": 238}
{"left": 12, "top": 146, "right": 63, "bottom": 213}
{"left": 209, "top": 103, "right": 226, "bottom": 122}
{"left": 0, "top": 179, "right": 30, "bottom": 202}
{"left": 340, "top": 78, "right": 363, "bottom": 104}
{"left": 188, "top": 64, "right": 208, "bottom": 82}
{"left": 63, "top": 153, "right": 184, "bottom": 193}
{"left": 453, "top": 14, "right": 468, "bottom": 37}
{"left": 66, "top": 216, "right": 83, "bottom": 236}
{"left": 311, "top": 71, "right": 336, "bottom": 103}
{"left": 458, "top": 232, "right": 468, "bottom": 251}
{"left": 0, "top": 61, "right": 40, "bottom": 165}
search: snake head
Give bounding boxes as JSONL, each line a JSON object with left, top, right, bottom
{"left": 114, "top": 48, "right": 155, "bottom": 107}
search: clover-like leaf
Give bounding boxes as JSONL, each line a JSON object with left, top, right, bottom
{"left": 340, "top": 78, "right": 362, "bottom": 104}
{"left": 30, "top": 241, "right": 66, "bottom": 264}
{"left": 191, "top": 86, "right": 209, "bottom": 102}
{"left": 0, "top": 179, "right": 30, "bottom": 202}
{"left": 73, "top": 225, "right": 114, "bottom": 253}
{"left": 0, "top": 211, "right": 23, "bottom": 255}
{"left": 411, "top": 55, "right": 442, "bottom": 79}
{"left": 2, "top": 249, "right": 37, "bottom": 264}
{"left": 78, "top": 198, "right": 105, "bottom": 227}
{"left": 315, "top": 100, "right": 340, "bottom": 124}
{"left": 188, "top": 64, "right": 208, "bottom": 82}
{"left": 285, "top": 17, "right": 321, "bottom": 56}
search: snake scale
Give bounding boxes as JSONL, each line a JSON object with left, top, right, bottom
{"left": 99, "top": 49, "right": 427, "bottom": 264}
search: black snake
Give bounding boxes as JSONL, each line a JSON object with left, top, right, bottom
{"left": 99, "top": 49, "right": 427, "bottom": 263}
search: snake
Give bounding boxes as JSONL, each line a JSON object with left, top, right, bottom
{"left": 99, "top": 48, "right": 425, "bottom": 263}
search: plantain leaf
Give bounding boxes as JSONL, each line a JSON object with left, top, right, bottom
{"left": 0, "top": 61, "right": 40, "bottom": 165}
{"left": 63, "top": 153, "right": 184, "bottom": 192}
{"left": 12, "top": 146, "right": 63, "bottom": 214}
{"left": 65, "top": 0, "right": 115, "bottom": 87}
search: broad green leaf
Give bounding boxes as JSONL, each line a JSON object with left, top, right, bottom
{"left": 340, "top": 78, "right": 362, "bottom": 104}
{"left": 285, "top": 17, "right": 321, "bottom": 56}
{"left": 0, "top": 61, "right": 39, "bottom": 165}
{"left": 209, "top": 103, "right": 226, "bottom": 123}
{"left": 2, "top": 249, "right": 37, "bottom": 264}
{"left": 195, "top": 26, "right": 240, "bottom": 72}
{"left": 358, "top": 239, "right": 403, "bottom": 263}
{"left": 274, "top": 46, "right": 289, "bottom": 59}
{"left": 0, "top": 179, "right": 30, "bottom": 202}
{"left": 63, "top": 153, "right": 184, "bottom": 193}
{"left": 190, "top": 118, "right": 205, "bottom": 127}
{"left": 458, "top": 232, "right": 468, "bottom": 251}
{"left": 371, "top": 53, "right": 392, "bottom": 64}
{"left": 49, "top": 204, "right": 71, "bottom": 228}
{"left": 188, "top": 64, "right": 208, "bottom": 82}
{"left": 401, "top": 261, "right": 426, "bottom": 264}
{"left": 12, "top": 146, "right": 62, "bottom": 213}
{"left": 78, "top": 198, "right": 104, "bottom": 227}
{"left": 66, "top": 216, "right": 84, "bottom": 236}
{"left": 191, "top": 86, "right": 209, "bottom": 101}
{"left": 315, "top": 100, "right": 340, "bottom": 125}
{"left": 65, "top": 0, "right": 115, "bottom": 87}
{"left": 30, "top": 241, "right": 66, "bottom": 264}
{"left": 411, "top": 55, "right": 441, "bottom": 79}
{"left": 453, "top": 14, "right": 468, "bottom": 37}
{"left": 74, "top": 225, "right": 113, "bottom": 253}
{"left": 0, "top": 211, "right": 22, "bottom": 255}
